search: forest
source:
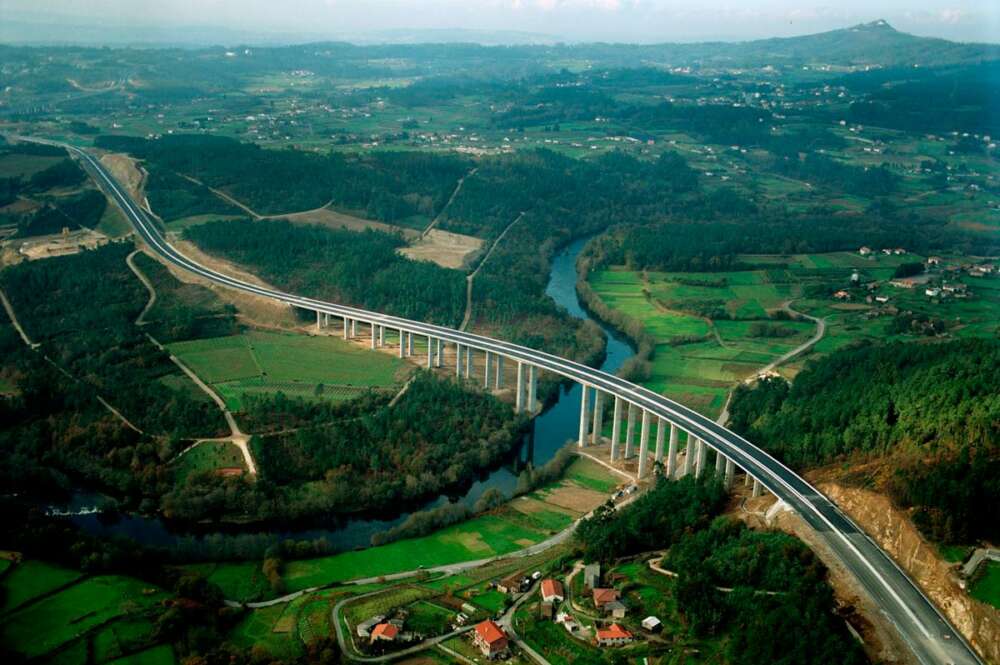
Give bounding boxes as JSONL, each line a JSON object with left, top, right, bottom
{"left": 727, "top": 339, "right": 1000, "bottom": 543}
{"left": 184, "top": 219, "right": 467, "bottom": 326}
{"left": 95, "top": 134, "right": 470, "bottom": 222}
{"left": 164, "top": 372, "right": 527, "bottom": 522}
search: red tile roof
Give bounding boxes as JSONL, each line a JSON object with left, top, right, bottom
{"left": 371, "top": 623, "right": 399, "bottom": 640}
{"left": 592, "top": 588, "right": 619, "bottom": 605}
{"left": 474, "top": 620, "right": 506, "bottom": 645}
{"left": 541, "top": 579, "right": 564, "bottom": 600}
{"left": 597, "top": 623, "right": 632, "bottom": 640}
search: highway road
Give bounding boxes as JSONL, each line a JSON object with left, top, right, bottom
{"left": 59, "top": 139, "right": 982, "bottom": 665}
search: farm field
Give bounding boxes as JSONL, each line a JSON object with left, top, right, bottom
{"left": 0, "top": 559, "right": 83, "bottom": 613}
{"left": 168, "top": 329, "right": 408, "bottom": 411}
{"left": 589, "top": 252, "right": 1000, "bottom": 416}
{"left": 589, "top": 267, "right": 816, "bottom": 417}
{"left": 0, "top": 561, "right": 169, "bottom": 661}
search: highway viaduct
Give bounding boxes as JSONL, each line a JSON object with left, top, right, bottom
{"left": 48, "top": 138, "right": 984, "bottom": 665}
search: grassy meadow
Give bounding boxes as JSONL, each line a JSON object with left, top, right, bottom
{"left": 168, "top": 329, "right": 408, "bottom": 411}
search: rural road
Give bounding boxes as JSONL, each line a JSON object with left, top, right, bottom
{"left": 746, "top": 299, "right": 826, "bottom": 382}
{"left": 48, "top": 137, "right": 983, "bottom": 665}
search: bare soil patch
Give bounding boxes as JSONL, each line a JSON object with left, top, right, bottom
{"left": 160, "top": 238, "right": 298, "bottom": 328}
{"left": 99, "top": 153, "right": 146, "bottom": 203}
{"left": 538, "top": 483, "right": 608, "bottom": 515}
{"left": 278, "top": 206, "right": 418, "bottom": 239}
{"left": 401, "top": 228, "right": 484, "bottom": 270}
{"left": 17, "top": 229, "right": 109, "bottom": 261}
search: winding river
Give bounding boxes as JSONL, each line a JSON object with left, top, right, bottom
{"left": 50, "top": 237, "right": 634, "bottom": 552}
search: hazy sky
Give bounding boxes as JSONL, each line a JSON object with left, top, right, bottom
{"left": 4, "top": 0, "right": 999, "bottom": 43}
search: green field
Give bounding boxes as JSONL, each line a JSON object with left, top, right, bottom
{"left": 2, "top": 572, "right": 167, "bottom": 659}
{"left": 0, "top": 560, "right": 84, "bottom": 613}
{"left": 970, "top": 561, "right": 1000, "bottom": 610}
{"left": 173, "top": 440, "right": 246, "bottom": 480}
{"left": 589, "top": 252, "right": 1000, "bottom": 416}
{"left": 282, "top": 514, "right": 546, "bottom": 592}
{"left": 168, "top": 329, "right": 408, "bottom": 411}
{"left": 229, "top": 602, "right": 305, "bottom": 659}
{"left": 590, "top": 267, "right": 817, "bottom": 417}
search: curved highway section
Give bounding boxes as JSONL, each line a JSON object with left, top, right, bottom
{"left": 63, "top": 140, "right": 981, "bottom": 665}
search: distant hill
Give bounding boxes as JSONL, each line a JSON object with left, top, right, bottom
{"left": 555, "top": 21, "right": 999, "bottom": 71}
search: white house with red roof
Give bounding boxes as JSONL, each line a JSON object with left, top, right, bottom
{"left": 473, "top": 620, "right": 508, "bottom": 658}
{"left": 596, "top": 623, "right": 633, "bottom": 647}
{"left": 540, "top": 579, "right": 564, "bottom": 603}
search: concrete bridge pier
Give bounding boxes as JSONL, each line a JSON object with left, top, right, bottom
{"left": 666, "top": 422, "right": 678, "bottom": 478}
{"left": 637, "top": 409, "right": 652, "bottom": 478}
{"left": 494, "top": 355, "right": 503, "bottom": 389}
{"left": 370, "top": 324, "right": 377, "bottom": 350}
{"left": 343, "top": 318, "right": 350, "bottom": 340}
{"left": 464, "top": 346, "right": 473, "bottom": 378}
{"left": 578, "top": 385, "right": 590, "bottom": 447}
{"left": 715, "top": 448, "right": 725, "bottom": 476}
{"left": 515, "top": 361, "right": 525, "bottom": 412}
{"left": 407, "top": 332, "right": 414, "bottom": 356}
{"left": 378, "top": 325, "right": 385, "bottom": 347}
{"left": 683, "top": 433, "right": 695, "bottom": 476}
{"left": 590, "top": 390, "right": 604, "bottom": 445}
{"left": 435, "top": 339, "right": 442, "bottom": 367}
{"left": 351, "top": 319, "right": 357, "bottom": 338}
{"left": 399, "top": 330, "right": 405, "bottom": 358}
{"left": 484, "top": 351, "right": 493, "bottom": 388}
{"left": 316, "top": 310, "right": 322, "bottom": 332}
{"left": 426, "top": 336, "right": 434, "bottom": 368}
{"left": 724, "top": 458, "right": 735, "bottom": 488}
{"left": 610, "top": 396, "right": 623, "bottom": 461}
{"left": 625, "top": 403, "right": 637, "bottom": 458}
{"left": 752, "top": 478, "right": 763, "bottom": 497}
{"left": 527, "top": 365, "right": 537, "bottom": 412}
{"left": 654, "top": 417, "right": 666, "bottom": 464}
{"left": 455, "top": 344, "right": 463, "bottom": 378}
{"left": 695, "top": 438, "right": 707, "bottom": 478}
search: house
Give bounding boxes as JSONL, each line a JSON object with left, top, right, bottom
{"left": 850, "top": 270, "right": 860, "bottom": 283}
{"left": 875, "top": 295, "right": 890, "bottom": 303}
{"left": 556, "top": 612, "right": 580, "bottom": 634}
{"left": 642, "top": 616, "right": 662, "bottom": 633}
{"left": 596, "top": 623, "right": 633, "bottom": 647}
{"left": 859, "top": 246, "right": 872, "bottom": 256}
{"left": 926, "top": 287, "right": 941, "bottom": 297}
{"left": 833, "top": 290, "right": 851, "bottom": 301}
{"left": 540, "top": 579, "right": 564, "bottom": 603}
{"left": 604, "top": 600, "right": 627, "bottom": 619}
{"left": 370, "top": 623, "right": 399, "bottom": 643}
{"left": 893, "top": 248, "right": 906, "bottom": 255}
{"left": 473, "top": 620, "right": 509, "bottom": 658}
{"left": 498, "top": 573, "right": 528, "bottom": 594}
{"left": 583, "top": 563, "right": 601, "bottom": 590}
{"left": 593, "top": 588, "right": 620, "bottom": 609}
{"left": 927, "top": 256, "right": 941, "bottom": 266}
{"left": 356, "top": 615, "right": 386, "bottom": 638}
